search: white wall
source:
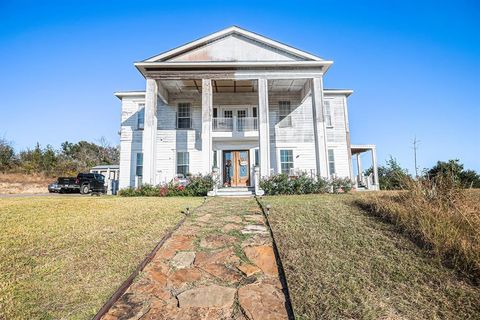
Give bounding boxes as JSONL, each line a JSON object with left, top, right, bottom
{"left": 119, "top": 90, "right": 352, "bottom": 188}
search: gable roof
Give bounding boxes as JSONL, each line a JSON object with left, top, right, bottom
{"left": 143, "top": 26, "right": 325, "bottom": 63}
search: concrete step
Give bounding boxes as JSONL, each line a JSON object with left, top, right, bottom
{"left": 215, "top": 187, "right": 254, "bottom": 197}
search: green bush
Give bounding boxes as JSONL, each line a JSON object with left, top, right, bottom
{"left": 118, "top": 174, "right": 215, "bottom": 197}
{"left": 260, "top": 173, "right": 332, "bottom": 195}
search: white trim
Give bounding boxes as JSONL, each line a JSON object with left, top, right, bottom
{"left": 323, "top": 89, "right": 353, "bottom": 97}
{"left": 114, "top": 91, "right": 146, "bottom": 99}
{"left": 144, "top": 26, "right": 324, "bottom": 62}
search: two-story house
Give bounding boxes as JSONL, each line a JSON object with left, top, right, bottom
{"left": 115, "top": 26, "right": 379, "bottom": 194}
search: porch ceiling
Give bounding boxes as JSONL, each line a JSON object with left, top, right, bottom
{"left": 160, "top": 79, "right": 307, "bottom": 94}
{"left": 351, "top": 144, "right": 376, "bottom": 155}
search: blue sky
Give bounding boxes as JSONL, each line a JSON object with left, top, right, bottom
{"left": 0, "top": 0, "right": 479, "bottom": 172}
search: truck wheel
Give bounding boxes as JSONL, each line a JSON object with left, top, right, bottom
{"left": 80, "top": 184, "right": 90, "bottom": 194}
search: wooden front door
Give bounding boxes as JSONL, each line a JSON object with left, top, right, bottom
{"left": 223, "top": 150, "right": 250, "bottom": 187}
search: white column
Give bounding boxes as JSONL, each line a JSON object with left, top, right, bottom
{"left": 201, "top": 79, "right": 213, "bottom": 175}
{"left": 258, "top": 78, "right": 270, "bottom": 177}
{"left": 372, "top": 147, "right": 379, "bottom": 190}
{"left": 142, "top": 78, "right": 158, "bottom": 185}
{"left": 356, "top": 153, "right": 363, "bottom": 182}
{"left": 311, "top": 77, "right": 328, "bottom": 178}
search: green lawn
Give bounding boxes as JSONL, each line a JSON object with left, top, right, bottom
{"left": 261, "top": 194, "right": 480, "bottom": 320}
{"left": 0, "top": 196, "right": 202, "bottom": 320}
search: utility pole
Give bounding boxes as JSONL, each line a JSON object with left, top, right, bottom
{"left": 412, "top": 136, "right": 420, "bottom": 178}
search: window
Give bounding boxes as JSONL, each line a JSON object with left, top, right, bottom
{"left": 177, "top": 103, "right": 191, "bottom": 129}
{"left": 213, "top": 108, "right": 218, "bottom": 118}
{"left": 137, "top": 104, "right": 145, "bottom": 129}
{"left": 254, "top": 149, "right": 259, "bottom": 166}
{"left": 324, "top": 101, "right": 333, "bottom": 127}
{"left": 177, "top": 152, "right": 189, "bottom": 176}
{"left": 252, "top": 107, "right": 257, "bottom": 118}
{"left": 280, "top": 150, "right": 294, "bottom": 174}
{"left": 328, "top": 149, "right": 335, "bottom": 175}
{"left": 279, "top": 101, "right": 292, "bottom": 126}
{"left": 136, "top": 153, "right": 143, "bottom": 177}
{"left": 213, "top": 150, "right": 217, "bottom": 168}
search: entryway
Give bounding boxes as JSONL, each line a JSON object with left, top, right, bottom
{"left": 223, "top": 150, "right": 250, "bottom": 187}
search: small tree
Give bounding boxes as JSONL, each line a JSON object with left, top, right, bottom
{"left": 365, "top": 156, "right": 411, "bottom": 190}
{"left": 426, "top": 160, "right": 480, "bottom": 188}
{"left": 0, "top": 138, "right": 15, "bottom": 172}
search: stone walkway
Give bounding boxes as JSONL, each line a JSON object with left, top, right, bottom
{"left": 101, "top": 197, "right": 289, "bottom": 320}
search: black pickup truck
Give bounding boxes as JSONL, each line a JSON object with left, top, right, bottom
{"left": 57, "top": 173, "right": 106, "bottom": 194}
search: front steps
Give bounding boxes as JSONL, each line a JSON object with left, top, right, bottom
{"left": 215, "top": 187, "right": 255, "bottom": 197}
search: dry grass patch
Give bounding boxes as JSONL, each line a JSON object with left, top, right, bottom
{"left": 262, "top": 194, "right": 480, "bottom": 320}
{"left": 356, "top": 185, "right": 480, "bottom": 281}
{"left": 0, "top": 173, "right": 52, "bottom": 194}
{"left": 0, "top": 196, "right": 203, "bottom": 319}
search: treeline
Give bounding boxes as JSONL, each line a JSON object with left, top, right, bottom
{"left": 0, "top": 138, "right": 119, "bottom": 177}
{"left": 367, "top": 157, "right": 480, "bottom": 190}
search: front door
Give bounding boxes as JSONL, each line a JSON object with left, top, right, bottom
{"left": 223, "top": 150, "right": 250, "bottom": 187}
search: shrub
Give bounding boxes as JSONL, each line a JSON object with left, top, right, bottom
{"left": 260, "top": 173, "right": 342, "bottom": 195}
{"left": 118, "top": 174, "right": 215, "bottom": 197}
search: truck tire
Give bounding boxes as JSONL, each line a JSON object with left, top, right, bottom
{"left": 80, "top": 184, "right": 90, "bottom": 194}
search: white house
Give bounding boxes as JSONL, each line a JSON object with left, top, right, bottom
{"left": 115, "top": 26, "right": 379, "bottom": 194}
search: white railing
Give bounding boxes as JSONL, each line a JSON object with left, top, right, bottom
{"left": 213, "top": 117, "right": 258, "bottom": 132}
{"left": 212, "top": 117, "right": 233, "bottom": 131}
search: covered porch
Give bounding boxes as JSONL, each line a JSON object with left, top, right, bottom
{"left": 351, "top": 144, "right": 380, "bottom": 190}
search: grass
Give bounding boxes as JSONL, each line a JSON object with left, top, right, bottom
{"left": 0, "top": 172, "right": 52, "bottom": 194}
{"left": 261, "top": 194, "right": 480, "bottom": 320}
{"left": 0, "top": 196, "right": 203, "bottom": 320}
{"left": 356, "top": 183, "right": 480, "bottom": 281}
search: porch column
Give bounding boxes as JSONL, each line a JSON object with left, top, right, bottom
{"left": 258, "top": 78, "right": 270, "bottom": 177}
{"left": 371, "top": 147, "right": 379, "bottom": 190}
{"left": 142, "top": 78, "right": 158, "bottom": 185}
{"left": 311, "top": 77, "right": 329, "bottom": 178}
{"left": 201, "top": 79, "right": 213, "bottom": 175}
{"left": 356, "top": 153, "right": 363, "bottom": 182}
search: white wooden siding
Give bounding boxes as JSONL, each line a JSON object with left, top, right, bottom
{"left": 119, "top": 90, "right": 352, "bottom": 188}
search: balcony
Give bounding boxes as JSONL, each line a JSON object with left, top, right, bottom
{"left": 212, "top": 117, "right": 258, "bottom": 139}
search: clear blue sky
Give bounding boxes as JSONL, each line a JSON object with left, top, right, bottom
{"left": 0, "top": 0, "right": 479, "bottom": 172}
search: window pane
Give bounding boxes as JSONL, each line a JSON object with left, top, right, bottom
{"left": 280, "top": 150, "right": 293, "bottom": 174}
{"left": 177, "top": 152, "right": 189, "bottom": 175}
{"left": 178, "top": 118, "right": 190, "bottom": 128}
{"left": 279, "top": 101, "right": 292, "bottom": 126}
{"left": 138, "top": 105, "right": 145, "bottom": 129}
{"left": 324, "top": 101, "right": 332, "bottom": 127}
{"left": 328, "top": 149, "right": 335, "bottom": 175}
{"left": 136, "top": 153, "right": 143, "bottom": 176}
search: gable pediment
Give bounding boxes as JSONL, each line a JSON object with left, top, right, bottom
{"left": 167, "top": 34, "right": 302, "bottom": 62}
{"left": 144, "top": 26, "right": 323, "bottom": 63}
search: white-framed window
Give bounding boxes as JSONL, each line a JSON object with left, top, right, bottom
{"left": 279, "top": 101, "right": 292, "bottom": 126}
{"left": 324, "top": 101, "right": 333, "bottom": 127}
{"left": 254, "top": 149, "right": 259, "bottom": 167}
{"left": 177, "top": 152, "right": 189, "bottom": 176}
{"left": 137, "top": 103, "right": 145, "bottom": 130}
{"left": 280, "top": 150, "right": 294, "bottom": 174}
{"left": 136, "top": 153, "right": 143, "bottom": 177}
{"left": 328, "top": 149, "right": 336, "bottom": 175}
{"left": 177, "top": 103, "right": 191, "bottom": 129}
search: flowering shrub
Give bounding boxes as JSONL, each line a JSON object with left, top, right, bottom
{"left": 118, "top": 174, "right": 215, "bottom": 197}
{"left": 259, "top": 173, "right": 352, "bottom": 195}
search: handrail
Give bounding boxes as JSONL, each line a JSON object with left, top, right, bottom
{"left": 212, "top": 117, "right": 258, "bottom": 132}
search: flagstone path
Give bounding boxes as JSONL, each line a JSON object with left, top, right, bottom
{"left": 101, "top": 197, "right": 289, "bottom": 320}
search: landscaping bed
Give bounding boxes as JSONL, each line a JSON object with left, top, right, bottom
{"left": 0, "top": 196, "right": 202, "bottom": 319}
{"left": 261, "top": 194, "right": 480, "bottom": 319}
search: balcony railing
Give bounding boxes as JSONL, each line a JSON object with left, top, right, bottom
{"left": 213, "top": 117, "right": 258, "bottom": 132}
